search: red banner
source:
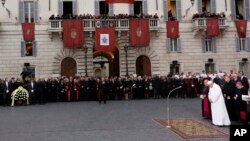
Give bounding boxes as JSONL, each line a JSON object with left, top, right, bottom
{"left": 22, "top": 23, "right": 35, "bottom": 42}
{"left": 235, "top": 20, "right": 247, "bottom": 38}
{"left": 129, "top": 19, "right": 150, "bottom": 47}
{"left": 95, "top": 27, "right": 115, "bottom": 52}
{"left": 105, "top": 0, "right": 134, "bottom": 3}
{"left": 206, "top": 18, "right": 220, "bottom": 36}
{"left": 63, "top": 20, "right": 83, "bottom": 48}
{"left": 166, "top": 21, "right": 179, "bottom": 38}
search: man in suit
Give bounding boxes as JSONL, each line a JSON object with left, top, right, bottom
{"left": 237, "top": 72, "right": 249, "bottom": 90}
{"left": 1, "top": 78, "right": 11, "bottom": 106}
{"left": 28, "top": 79, "right": 37, "bottom": 104}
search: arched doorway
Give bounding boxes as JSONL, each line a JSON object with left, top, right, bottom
{"left": 61, "top": 57, "right": 77, "bottom": 77}
{"left": 93, "top": 51, "right": 120, "bottom": 77}
{"left": 136, "top": 55, "right": 152, "bottom": 76}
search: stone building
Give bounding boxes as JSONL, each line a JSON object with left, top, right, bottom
{"left": 0, "top": 0, "right": 249, "bottom": 78}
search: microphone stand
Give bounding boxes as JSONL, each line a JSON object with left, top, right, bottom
{"left": 166, "top": 86, "right": 182, "bottom": 128}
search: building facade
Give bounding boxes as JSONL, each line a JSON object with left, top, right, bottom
{"left": 0, "top": 0, "right": 249, "bottom": 78}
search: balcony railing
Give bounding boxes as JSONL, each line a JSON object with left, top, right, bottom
{"left": 48, "top": 19, "right": 160, "bottom": 32}
{"left": 193, "top": 18, "right": 228, "bottom": 30}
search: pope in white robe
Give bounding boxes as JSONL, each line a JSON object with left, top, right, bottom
{"left": 207, "top": 81, "right": 231, "bottom": 126}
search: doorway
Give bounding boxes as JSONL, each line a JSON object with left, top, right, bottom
{"left": 205, "top": 63, "right": 215, "bottom": 73}
{"left": 136, "top": 55, "right": 152, "bottom": 76}
{"left": 61, "top": 57, "right": 77, "bottom": 77}
{"left": 134, "top": 1, "right": 142, "bottom": 15}
{"left": 170, "top": 63, "right": 180, "bottom": 75}
{"left": 63, "top": 1, "right": 73, "bottom": 16}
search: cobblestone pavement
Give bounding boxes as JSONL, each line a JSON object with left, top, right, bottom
{"left": 0, "top": 98, "right": 229, "bottom": 141}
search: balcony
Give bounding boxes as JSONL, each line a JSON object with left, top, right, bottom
{"left": 192, "top": 18, "right": 228, "bottom": 35}
{"left": 48, "top": 19, "right": 160, "bottom": 32}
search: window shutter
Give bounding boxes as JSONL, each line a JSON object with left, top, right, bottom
{"left": 34, "top": 1, "right": 38, "bottom": 22}
{"left": 72, "top": 0, "right": 77, "bottom": 16}
{"left": 210, "top": 0, "right": 216, "bottom": 14}
{"left": 58, "top": 0, "right": 63, "bottom": 16}
{"left": 201, "top": 37, "right": 206, "bottom": 53}
{"left": 245, "top": 37, "right": 250, "bottom": 52}
{"left": 244, "top": 0, "right": 250, "bottom": 19}
{"left": 197, "top": 0, "right": 202, "bottom": 14}
{"left": 21, "top": 41, "right": 25, "bottom": 57}
{"left": 166, "top": 38, "right": 171, "bottom": 53}
{"left": 129, "top": 4, "right": 134, "bottom": 15}
{"left": 18, "top": 1, "right": 24, "bottom": 23}
{"left": 176, "top": 0, "right": 182, "bottom": 21}
{"left": 95, "top": 0, "right": 100, "bottom": 16}
{"left": 163, "top": 0, "right": 168, "bottom": 21}
{"left": 142, "top": 0, "right": 148, "bottom": 14}
{"left": 211, "top": 37, "right": 217, "bottom": 53}
{"left": 109, "top": 4, "right": 114, "bottom": 16}
{"left": 177, "top": 38, "right": 181, "bottom": 53}
{"left": 231, "top": 0, "right": 236, "bottom": 20}
{"left": 235, "top": 37, "right": 240, "bottom": 52}
{"left": 32, "top": 41, "right": 37, "bottom": 57}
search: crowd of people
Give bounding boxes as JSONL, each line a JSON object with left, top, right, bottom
{"left": 201, "top": 72, "right": 250, "bottom": 126}
{"left": 1, "top": 71, "right": 250, "bottom": 125}
{"left": 49, "top": 13, "right": 159, "bottom": 20}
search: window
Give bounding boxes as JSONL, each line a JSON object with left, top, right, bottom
{"left": 63, "top": 1, "right": 73, "bottom": 16}
{"left": 170, "top": 63, "right": 180, "bottom": 75}
{"left": 197, "top": 0, "right": 216, "bottom": 14}
{"left": 95, "top": 0, "right": 113, "bottom": 16}
{"left": 19, "top": 0, "right": 38, "bottom": 23}
{"left": 134, "top": 1, "right": 142, "bottom": 15}
{"left": 132, "top": 0, "right": 147, "bottom": 16}
{"left": 99, "top": 1, "right": 109, "bottom": 15}
{"left": 24, "top": 1, "right": 34, "bottom": 22}
{"left": 170, "top": 38, "right": 178, "bottom": 52}
{"left": 167, "top": 38, "right": 181, "bottom": 53}
{"left": 164, "top": 0, "right": 181, "bottom": 21}
{"left": 205, "top": 63, "right": 215, "bottom": 73}
{"left": 205, "top": 38, "right": 212, "bottom": 52}
{"left": 21, "top": 41, "right": 37, "bottom": 57}
{"left": 22, "top": 66, "right": 36, "bottom": 80}
{"left": 231, "top": 0, "right": 250, "bottom": 20}
{"left": 58, "top": 0, "right": 77, "bottom": 16}
{"left": 202, "top": 37, "right": 216, "bottom": 53}
{"left": 236, "top": 37, "right": 250, "bottom": 52}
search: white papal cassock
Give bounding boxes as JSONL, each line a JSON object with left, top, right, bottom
{"left": 208, "top": 83, "right": 231, "bottom": 126}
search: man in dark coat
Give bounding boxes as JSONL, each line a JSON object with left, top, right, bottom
{"left": 1, "top": 78, "right": 11, "bottom": 106}
{"left": 99, "top": 78, "right": 108, "bottom": 104}
{"left": 153, "top": 75, "right": 161, "bottom": 99}
{"left": 27, "top": 79, "right": 37, "bottom": 104}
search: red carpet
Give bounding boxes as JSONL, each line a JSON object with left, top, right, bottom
{"left": 153, "top": 118, "right": 229, "bottom": 139}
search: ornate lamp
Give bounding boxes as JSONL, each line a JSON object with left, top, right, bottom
{"left": 1, "top": 0, "right": 5, "bottom": 6}
{"left": 190, "top": 0, "right": 195, "bottom": 6}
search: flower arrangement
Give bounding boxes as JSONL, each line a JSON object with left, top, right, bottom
{"left": 11, "top": 86, "right": 29, "bottom": 106}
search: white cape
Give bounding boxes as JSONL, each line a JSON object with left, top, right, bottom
{"left": 208, "top": 83, "right": 231, "bottom": 126}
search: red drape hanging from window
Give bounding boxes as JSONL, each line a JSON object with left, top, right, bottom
{"left": 235, "top": 20, "right": 247, "bottom": 38}
{"left": 63, "top": 19, "right": 84, "bottom": 48}
{"left": 166, "top": 21, "right": 179, "bottom": 38}
{"left": 206, "top": 18, "right": 220, "bottom": 36}
{"left": 129, "top": 19, "right": 150, "bottom": 47}
{"left": 22, "top": 23, "right": 35, "bottom": 42}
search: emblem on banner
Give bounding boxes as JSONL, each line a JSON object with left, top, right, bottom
{"left": 70, "top": 29, "right": 77, "bottom": 39}
{"left": 100, "top": 34, "right": 109, "bottom": 46}
{"left": 26, "top": 29, "right": 30, "bottom": 35}
{"left": 136, "top": 27, "right": 142, "bottom": 37}
{"left": 240, "top": 26, "right": 245, "bottom": 32}
{"left": 171, "top": 27, "right": 175, "bottom": 33}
